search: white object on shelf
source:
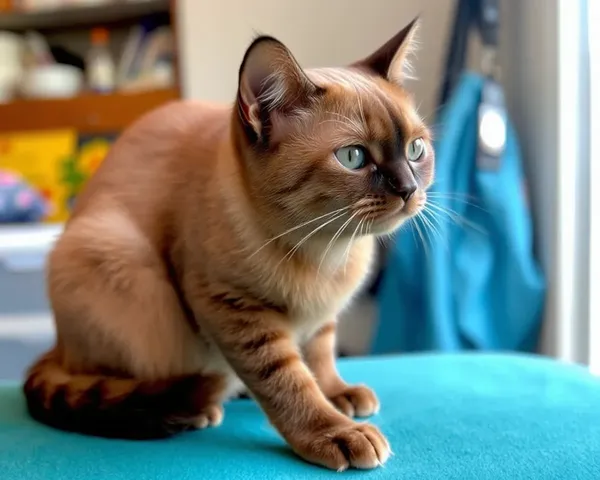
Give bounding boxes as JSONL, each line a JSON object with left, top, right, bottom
{"left": 87, "top": 28, "right": 116, "bottom": 93}
{"left": 21, "top": 64, "right": 83, "bottom": 99}
{"left": 0, "top": 314, "right": 54, "bottom": 340}
{"left": 0, "top": 31, "right": 24, "bottom": 103}
{"left": 0, "top": 223, "right": 62, "bottom": 260}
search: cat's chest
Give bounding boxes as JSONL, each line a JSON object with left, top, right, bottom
{"left": 287, "top": 285, "right": 355, "bottom": 344}
{"left": 278, "top": 240, "right": 375, "bottom": 342}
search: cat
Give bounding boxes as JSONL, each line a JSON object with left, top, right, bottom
{"left": 24, "top": 18, "right": 433, "bottom": 471}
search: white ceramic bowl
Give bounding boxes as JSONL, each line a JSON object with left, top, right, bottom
{"left": 21, "top": 65, "right": 83, "bottom": 99}
{"left": 0, "top": 32, "right": 23, "bottom": 67}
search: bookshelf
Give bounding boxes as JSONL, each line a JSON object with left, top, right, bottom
{"left": 0, "top": 0, "right": 179, "bottom": 133}
{"left": 0, "top": 87, "right": 178, "bottom": 133}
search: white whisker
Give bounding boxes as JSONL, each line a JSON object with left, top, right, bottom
{"left": 413, "top": 215, "right": 431, "bottom": 263}
{"left": 427, "top": 193, "right": 485, "bottom": 211}
{"left": 317, "top": 211, "right": 360, "bottom": 276}
{"left": 426, "top": 202, "right": 487, "bottom": 236}
{"left": 417, "top": 211, "right": 438, "bottom": 250}
{"left": 409, "top": 218, "right": 419, "bottom": 247}
{"left": 280, "top": 211, "right": 349, "bottom": 265}
{"left": 249, "top": 206, "right": 351, "bottom": 258}
{"left": 342, "top": 217, "right": 365, "bottom": 275}
{"left": 420, "top": 209, "right": 448, "bottom": 251}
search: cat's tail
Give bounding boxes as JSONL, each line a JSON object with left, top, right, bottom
{"left": 23, "top": 349, "right": 225, "bottom": 440}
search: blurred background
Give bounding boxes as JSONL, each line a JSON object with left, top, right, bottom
{"left": 0, "top": 0, "right": 595, "bottom": 380}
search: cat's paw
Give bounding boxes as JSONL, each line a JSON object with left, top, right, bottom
{"left": 294, "top": 421, "right": 390, "bottom": 471}
{"left": 191, "top": 404, "right": 224, "bottom": 429}
{"left": 329, "top": 385, "right": 380, "bottom": 418}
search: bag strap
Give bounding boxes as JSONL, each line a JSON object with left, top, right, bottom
{"left": 437, "top": 0, "right": 500, "bottom": 108}
{"left": 437, "top": 0, "right": 474, "bottom": 107}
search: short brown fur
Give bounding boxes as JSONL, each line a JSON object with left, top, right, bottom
{"left": 25, "top": 19, "right": 433, "bottom": 471}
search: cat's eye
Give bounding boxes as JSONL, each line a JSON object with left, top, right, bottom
{"left": 407, "top": 138, "right": 426, "bottom": 162}
{"left": 334, "top": 146, "right": 367, "bottom": 170}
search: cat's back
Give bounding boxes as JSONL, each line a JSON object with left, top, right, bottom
{"left": 71, "top": 99, "right": 231, "bottom": 221}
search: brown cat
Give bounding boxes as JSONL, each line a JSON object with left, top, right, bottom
{"left": 24, "top": 18, "right": 433, "bottom": 471}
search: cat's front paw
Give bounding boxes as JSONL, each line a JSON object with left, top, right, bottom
{"left": 329, "top": 385, "right": 380, "bottom": 418}
{"left": 293, "top": 420, "right": 390, "bottom": 471}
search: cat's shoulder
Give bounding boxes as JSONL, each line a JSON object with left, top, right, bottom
{"left": 129, "top": 99, "right": 231, "bottom": 137}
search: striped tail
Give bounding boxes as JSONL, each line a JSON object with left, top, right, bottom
{"left": 23, "top": 350, "right": 224, "bottom": 439}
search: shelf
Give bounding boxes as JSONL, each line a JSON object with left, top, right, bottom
{"left": 0, "top": 0, "right": 170, "bottom": 31}
{"left": 0, "top": 223, "right": 62, "bottom": 256}
{"left": 0, "top": 88, "right": 179, "bottom": 133}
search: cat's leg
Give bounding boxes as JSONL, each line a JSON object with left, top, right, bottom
{"left": 25, "top": 212, "right": 227, "bottom": 438}
{"left": 303, "top": 322, "right": 380, "bottom": 418}
{"left": 193, "top": 296, "right": 390, "bottom": 471}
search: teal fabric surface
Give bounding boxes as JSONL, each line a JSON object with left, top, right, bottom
{"left": 1, "top": 354, "right": 599, "bottom": 479}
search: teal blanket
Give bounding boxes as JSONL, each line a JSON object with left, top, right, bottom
{"left": 1, "top": 354, "right": 599, "bottom": 479}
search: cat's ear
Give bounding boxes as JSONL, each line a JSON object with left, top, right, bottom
{"left": 353, "top": 17, "right": 420, "bottom": 85}
{"left": 237, "top": 36, "right": 321, "bottom": 141}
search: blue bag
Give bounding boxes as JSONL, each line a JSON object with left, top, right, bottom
{"left": 372, "top": 72, "right": 545, "bottom": 353}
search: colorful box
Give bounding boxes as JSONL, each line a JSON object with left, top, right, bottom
{"left": 0, "top": 130, "right": 114, "bottom": 223}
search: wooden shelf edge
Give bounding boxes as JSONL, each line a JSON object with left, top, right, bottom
{"left": 0, "top": 88, "right": 180, "bottom": 134}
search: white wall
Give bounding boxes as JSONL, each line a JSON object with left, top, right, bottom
{"left": 499, "top": 1, "right": 562, "bottom": 358}
{"left": 177, "top": 0, "right": 454, "bottom": 122}
{"left": 501, "top": 0, "right": 591, "bottom": 364}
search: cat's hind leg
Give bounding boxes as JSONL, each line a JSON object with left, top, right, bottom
{"left": 24, "top": 210, "right": 226, "bottom": 439}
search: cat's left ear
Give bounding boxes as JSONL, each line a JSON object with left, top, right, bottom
{"left": 237, "top": 35, "right": 321, "bottom": 143}
{"left": 353, "top": 17, "right": 420, "bottom": 85}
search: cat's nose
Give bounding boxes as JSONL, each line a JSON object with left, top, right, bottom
{"left": 387, "top": 179, "right": 417, "bottom": 202}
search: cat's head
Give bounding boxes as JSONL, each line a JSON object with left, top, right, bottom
{"left": 234, "top": 19, "right": 433, "bottom": 241}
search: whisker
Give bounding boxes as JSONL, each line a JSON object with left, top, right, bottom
{"left": 249, "top": 205, "right": 352, "bottom": 258}
{"left": 427, "top": 193, "right": 486, "bottom": 211}
{"left": 318, "top": 119, "right": 353, "bottom": 127}
{"left": 317, "top": 119, "right": 364, "bottom": 139}
{"left": 362, "top": 218, "right": 372, "bottom": 236}
{"left": 342, "top": 217, "right": 365, "bottom": 275}
{"left": 420, "top": 209, "right": 448, "bottom": 251}
{"left": 281, "top": 211, "right": 350, "bottom": 265}
{"left": 354, "top": 85, "right": 367, "bottom": 127}
{"left": 417, "top": 211, "right": 440, "bottom": 251}
{"left": 413, "top": 216, "right": 431, "bottom": 263}
{"left": 424, "top": 204, "right": 458, "bottom": 227}
{"left": 317, "top": 211, "right": 360, "bottom": 275}
{"left": 409, "top": 217, "right": 419, "bottom": 248}
{"left": 427, "top": 192, "right": 477, "bottom": 200}
{"left": 423, "top": 207, "right": 449, "bottom": 236}
{"left": 426, "top": 202, "right": 488, "bottom": 236}
{"left": 323, "top": 111, "right": 356, "bottom": 123}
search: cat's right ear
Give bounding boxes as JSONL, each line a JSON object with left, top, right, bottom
{"left": 237, "top": 36, "right": 321, "bottom": 143}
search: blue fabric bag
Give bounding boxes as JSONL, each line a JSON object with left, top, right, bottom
{"left": 372, "top": 72, "right": 545, "bottom": 353}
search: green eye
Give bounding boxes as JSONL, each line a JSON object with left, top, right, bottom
{"left": 334, "top": 146, "right": 367, "bottom": 170}
{"left": 407, "top": 138, "right": 426, "bottom": 162}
